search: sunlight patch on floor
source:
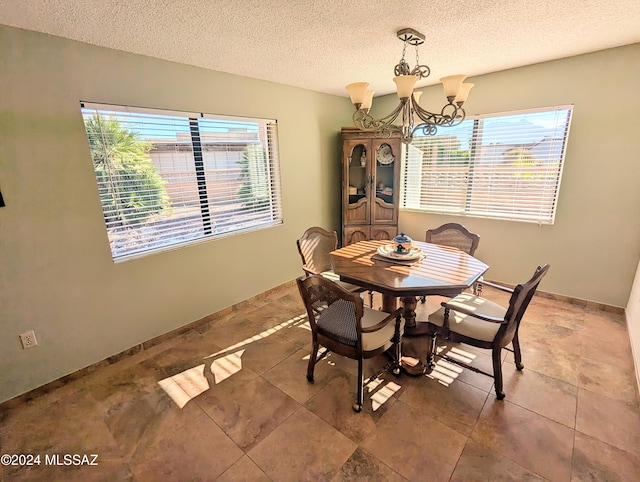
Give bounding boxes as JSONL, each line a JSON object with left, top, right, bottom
{"left": 157, "top": 364, "right": 209, "bottom": 409}
{"left": 211, "top": 350, "right": 245, "bottom": 383}
{"left": 369, "top": 380, "right": 401, "bottom": 411}
{"left": 366, "top": 377, "right": 384, "bottom": 392}
{"left": 427, "top": 359, "right": 463, "bottom": 386}
{"left": 446, "top": 346, "right": 477, "bottom": 364}
{"left": 203, "top": 313, "right": 308, "bottom": 360}
{"left": 159, "top": 350, "right": 246, "bottom": 408}
{"left": 424, "top": 345, "right": 472, "bottom": 387}
{"left": 158, "top": 312, "right": 308, "bottom": 408}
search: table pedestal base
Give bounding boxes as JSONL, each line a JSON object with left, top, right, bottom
{"left": 382, "top": 294, "right": 433, "bottom": 337}
{"left": 381, "top": 294, "right": 397, "bottom": 314}
{"left": 400, "top": 356, "right": 427, "bottom": 376}
{"left": 402, "top": 321, "right": 432, "bottom": 337}
{"left": 400, "top": 295, "right": 417, "bottom": 329}
{"left": 381, "top": 294, "right": 430, "bottom": 375}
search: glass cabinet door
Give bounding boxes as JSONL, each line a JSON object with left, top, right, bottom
{"left": 347, "top": 143, "right": 368, "bottom": 205}
{"left": 344, "top": 140, "right": 370, "bottom": 225}
{"left": 373, "top": 141, "right": 398, "bottom": 208}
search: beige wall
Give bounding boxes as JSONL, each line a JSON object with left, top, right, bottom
{"left": 371, "top": 44, "right": 640, "bottom": 308}
{"left": 0, "top": 25, "right": 353, "bottom": 402}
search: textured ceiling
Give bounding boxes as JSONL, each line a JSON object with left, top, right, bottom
{"left": 1, "top": 0, "right": 639, "bottom": 97}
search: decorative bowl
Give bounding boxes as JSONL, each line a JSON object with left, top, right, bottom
{"left": 393, "top": 233, "right": 413, "bottom": 252}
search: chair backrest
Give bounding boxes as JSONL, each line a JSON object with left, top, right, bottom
{"left": 296, "top": 226, "right": 339, "bottom": 275}
{"left": 425, "top": 223, "right": 480, "bottom": 256}
{"left": 497, "top": 264, "right": 550, "bottom": 345}
{"left": 296, "top": 275, "right": 365, "bottom": 353}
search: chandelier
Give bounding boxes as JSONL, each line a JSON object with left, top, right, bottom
{"left": 346, "top": 28, "right": 473, "bottom": 144}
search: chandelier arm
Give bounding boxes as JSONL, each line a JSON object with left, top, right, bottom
{"left": 449, "top": 107, "right": 466, "bottom": 126}
{"left": 407, "top": 102, "right": 468, "bottom": 142}
{"left": 411, "top": 123, "right": 439, "bottom": 139}
{"left": 352, "top": 100, "right": 407, "bottom": 133}
{"left": 440, "top": 102, "right": 467, "bottom": 125}
{"left": 413, "top": 101, "right": 456, "bottom": 126}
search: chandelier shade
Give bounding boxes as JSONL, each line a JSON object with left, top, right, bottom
{"left": 393, "top": 75, "right": 418, "bottom": 99}
{"left": 346, "top": 28, "right": 473, "bottom": 144}
{"left": 345, "top": 82, "right": 369, "bottom": 106}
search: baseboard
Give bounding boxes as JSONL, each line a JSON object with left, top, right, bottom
{"left": 484, "top": 279, "right": 625, "bottom": 315}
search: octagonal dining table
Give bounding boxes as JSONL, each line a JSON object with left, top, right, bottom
{"left": 329, "top": 239, "right": 489, "bottom": 337}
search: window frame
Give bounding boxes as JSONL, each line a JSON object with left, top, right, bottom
{"left": 401, "top": 105, "right": 573, "bottom": 225}
{"left": 80, "top": 102, "right": 283, "bottom": 262}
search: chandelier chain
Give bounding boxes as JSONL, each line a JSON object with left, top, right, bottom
{"left": 395, "top": 40, "right": 411, "bottom": 76}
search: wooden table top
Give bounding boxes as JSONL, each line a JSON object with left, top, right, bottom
{"left": 330, "top": 239, "right": 489, "bottom": 298}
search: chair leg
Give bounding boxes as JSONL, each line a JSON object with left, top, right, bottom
{"left": 353, "top": 358, "right": 363, "bottom": 412}
{"left": 393, "top": 316, "right": 402, "bottom": 376}
{"left": 307, "top": 341, "right": 319, "bottom": 382}
{"left": 512, "top": 331, "right": 524, "bottom": 370}
{"left": 425, "top": 333, "right": 437, "bottom": 373}
{"left": 368, "top": 290, "right": 374, "bottom": 309}
{"left": 492, "top": 347, "right": 505, "bottom": 400}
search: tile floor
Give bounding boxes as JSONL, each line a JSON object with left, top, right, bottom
{"left": 1, "top": 283, "right": 639, "bottom": 481}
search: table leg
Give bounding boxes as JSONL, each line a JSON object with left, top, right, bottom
{"left": 379, "top": 295, "right": 426, "bottom": 375}
{"left": 383, "top": 295, "right": 426, "bottom": 335}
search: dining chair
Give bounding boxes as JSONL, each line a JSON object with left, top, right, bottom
{"left": 297, "top": 275, "right": 403, "bottom": 412}
{"left": 421, "top": 222, "right": 482, "bottom": 301}
{"left": 423, "top": 264, "right": 550, "bottom": 399}
{"left": 426, "top": 222, "right": 480, "bottom": 257}
{"left": 296, "top": 226, "right": 374, "bottom": 307}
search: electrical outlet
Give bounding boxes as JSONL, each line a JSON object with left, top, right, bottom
{"left": 19, "top": 330, "right": 38, "bottom": 349}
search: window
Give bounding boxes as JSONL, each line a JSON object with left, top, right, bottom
{"left": 81, "top": 102, "right": 283, "bottom": 261}
{"left": 402, "top": 106, "right": 573, "bottom": 224}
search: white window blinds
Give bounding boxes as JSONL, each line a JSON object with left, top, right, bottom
{"left": 81, "top": 102, "right": 283, "bottom": 261}
{"left": 402, "top": 106, "right": 573, "bottom": 224}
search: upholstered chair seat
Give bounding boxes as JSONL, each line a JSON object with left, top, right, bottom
{"left": 427, "top": 293, "right": 506, "bottom": 342}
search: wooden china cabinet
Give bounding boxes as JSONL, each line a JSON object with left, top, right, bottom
{"left": 341, "top": 128, "right": 402, "bottom": 246}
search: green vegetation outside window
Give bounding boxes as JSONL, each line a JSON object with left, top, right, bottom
{"left": 81, "top": 102, "right": 283, "bottom": 261}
